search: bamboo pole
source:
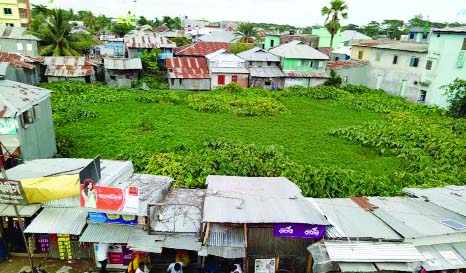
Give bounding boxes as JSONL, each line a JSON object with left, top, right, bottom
{"left": 243, "top": 224, "right": 248, "bottom": 248}
{"left": 306, "top": 254, "right": 313, "bottom": 273}
{"left": 203, "top": 222, "right": 211, "bottom": 245}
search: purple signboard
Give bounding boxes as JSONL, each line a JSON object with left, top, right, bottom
{"left": 273, "top": 223, "right": 326, "bottom": 239}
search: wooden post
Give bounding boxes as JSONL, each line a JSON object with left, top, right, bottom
{"left": 243, "top": 224, "right": 248, "bottom": 248}
{"left": 306, "top": 254, "right": 313, "bottom": 273}
{"left": 203, "top": 222, "right": 211, "bottom": 245}
{"left": 275, "top": 256, "right": 280, "bottom": 271}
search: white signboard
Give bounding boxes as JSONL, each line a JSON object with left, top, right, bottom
{"left": 255, "top": 259, "right": 275, "bottom": 273}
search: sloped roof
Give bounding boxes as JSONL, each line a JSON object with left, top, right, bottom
{"left": 269, "top": 40, "right": 329, "bottom": 60}
{"left": 125, "top": 31, "right": 175, "bottom": 49}
{"left": 198, "top": 31, "right": 240, "bottom": 43}
{"left": 237, "top": 47, "right": 280, "bottom": 62}
{"left": 404, "top": 185, "right": 466, "bottom": 217}
{"left": 0, "top": 52, "right": 37, "bottom": 69}
{"left": 24, "top": 208, "right": 87, "bottom": 235}
{"left": 175, "top": 41, "right": 230, "bottom": 57}
{"left": 0, "top": 80, "right": 50, "bottom": 117}
{"left": 43, "top": 56, "right": 94, "bottom": 77}
{"left": 206, "top": 49, "right": 245, "bottom": 62}
{"left": 0, "top": 26, "right": 40, "bottom": 41}
{"left": 433, "top": 26, "right": 466, "bottom": 34}
{"left": 104, "top": 58, "right": 142, "bottom": 70}
{"left": 203, "top": 175, "right": 329, "bottom": 225}
{"left": 327, "top": 60, "right": 369, "bottom": 69}
{"left": 249, "top": 66, "right": 285, "bottom": 78}
{"left": 341, "top": 30, "right": 372, "bottom": 41}
{"left": 352, "top": 40, "right": 428, "bottom": 53}
{"left": 166, "top": 57, "right": 210, "bottom": 79}
{"left": 285, "top": 71, "right": 330, "bottom": 78}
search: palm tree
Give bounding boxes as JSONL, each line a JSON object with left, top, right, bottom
{"left": 82, "top": 11, "right": 98, "bottom": 30}
{"left": 32, "top": 9, "right": 81, "bottom": 56}
{"left": 321, "top": 0, "right": 348, "bottom": 48}
{"left": 235, "top": 22, "right": 258, "bottom": 43}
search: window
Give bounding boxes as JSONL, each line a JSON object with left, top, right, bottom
{"left": 26, "top": 43, "right": 32, "bottom": 51}
{"left": 16, "top": 43, "right": 23, "bottom": 50}
{"left": 410, "top": 57, "right": 419, "bottom": 67}
{"left": 393, "top": 55, "right": 398, "bottom": 64}
{"left": 33, "top": 104, "right": 40, "bottom": 120}
{"left": 462, "top": 38, "right": 466, "bottom": 50}
{"left": 296, "top": 60, "right": 302, "bottom": 66}
{"left": 3, "top": 8, "right": 12, "bottom": 15}
{"left": 6, "top": 23, "right": 14, "bottom": 27}
{"left": 21, "top": 109, "right": 35, "bottom": 127}
{"left": 409, "top": 33, "right": 415, "bottom": 39}
{"left": 231, "top": 75, "right": 238, "bottom": 83}
{"left": 270, "top": 40, "right": 275, "bottom": 48}
{"left": 170, "top": 78, "right": 175, "bottom": 85}
{"left": 426, "top": 60, "right": 433, "bottom": 70}
{"left": 217, "top": 75, "right": 225, "bottom": 85}
{"left": 423, "top": 32, "right": 428, "bottom": 39}
{"left": 309, "top": 60, "right": 314, "bottom": 67}
{"left": 19, "top": 8, "right": 27, "bottom": 18}
{"left": 419, "top": 90, "right": 427, "bottom": 102}
{"left": 358, "top": 51, "right": 363, "bottom": 59}
{"left": 110, "top": 75, "right": 116, "bottom": 80}
{"left": 318, "top": 61, "right": 324, "bottom": 68}
{"left": 267, "top": 61, "right": 272, "bottom": 66}
{"left": 376, "top": 53, "right": 382, "bottom": 62}
{"left": 335, "top": 57, "right": 340, "bottom": 61}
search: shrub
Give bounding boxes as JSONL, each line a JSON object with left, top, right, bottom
{"left": 324, "top": 70, "right": 342, "bottom": 87}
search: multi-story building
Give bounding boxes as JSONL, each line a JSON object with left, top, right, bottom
{"left": 421, "top": 27, "right": 466, "bottom": 108}
{"left": 0, "top": 0, "right": 31, "bottom": 28}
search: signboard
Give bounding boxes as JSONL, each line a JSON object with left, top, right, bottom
{"left": 79, "top": 156, "right": 101, "bottom": 186}
{"left": 0, "top": 118, "right": 17, "bottom": 135}
{"left": 95, "top": 244, "right": 132, "bottom": 269}
{"left": 0, "top": 179, "right": 28, "bottom": 205}
{"left": 457, "top": 51, "right": 465, "bottom": 68}
{"left": 273, "top": 223, "right": 326, "bottom": 239}
{"left": 255, "top": 259, "right": 275, "bottom": 273}
{"left": 88, "top": 212, "right": 138, "bottom": 226}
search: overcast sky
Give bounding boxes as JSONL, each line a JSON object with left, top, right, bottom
{"left": 30, "top": 0, "right": 466, "bottom": 27}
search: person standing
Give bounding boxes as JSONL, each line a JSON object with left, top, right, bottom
{"left": 135, "top": 262, "right": 150, "bottom": 273}
{"left": 167, "top": 262, "right": 183, "bottom": 273}
{"left": 96, "top": 243, "right": 110, "bottom": 273}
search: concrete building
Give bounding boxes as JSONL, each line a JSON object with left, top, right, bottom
{"left": 421, "top": 27, "right": 466, "bottom": 108}
{"left": 408, "top": 27, "right": 431, "bottom": 44}
{"left": 0, "top": 26, "right": 39, "bottom": 56}
{"left": 327, "top": 60, "right": 369, "bottom": 86}
{"left": 237, "top": 47, "right": 284, "bottom": 89}
{"left": 206, "top": 49, "right": 249, "bottom": 89}
{"left": 0, "top": 0, "right": 31, "bottom": 28}
{"left": 0, "top": 79, "right": 56, "bottom": 160}
{"left": 264, "top": 33, "right": 319, "bottom": 50}
{"left": 103, "top": 58, "right": 142, "bottom": 88}
{"left": 269, "top": 40, "right": 330, "bottom": 88}
{"left": 351, "top": 41, "right": 428, "bottom": 102}
{"left": 311, "top": 27, "right": 343, "bottom": 49}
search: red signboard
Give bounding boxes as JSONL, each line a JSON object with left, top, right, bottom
{"left": 80, "top": 184, "right": 139, "bottom": 214}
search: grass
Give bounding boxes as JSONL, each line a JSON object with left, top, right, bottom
{"left": 57, "top": 91, "right": 400, "bottom": 176}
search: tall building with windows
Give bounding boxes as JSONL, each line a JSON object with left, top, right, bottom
{"left": 0, "top": 0, "right": 31, "bottom": 28}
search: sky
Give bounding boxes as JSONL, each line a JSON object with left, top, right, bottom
{"left": 30, "top": 0, "right": 466, "bottom": 27}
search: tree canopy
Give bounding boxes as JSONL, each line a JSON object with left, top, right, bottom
{"left": 321, "top": 0, "right": 349, "bottom": 48}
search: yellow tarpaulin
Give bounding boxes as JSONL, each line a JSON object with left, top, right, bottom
{"left": 20, "top": 175, "right": 80, "bottom": 203}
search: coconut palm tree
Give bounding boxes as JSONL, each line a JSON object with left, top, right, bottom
{"left": 235, "top": 22, "right": 258, "bottom": 43}
{"left": 32, "top": 9, "right": 81, "bottom": 56}
{"left": 321, "top": 0, "right": 348, "bottom": 48}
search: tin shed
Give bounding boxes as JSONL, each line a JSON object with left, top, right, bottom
{"left": 104, "top": 58, "right": 142, "bottom": 88}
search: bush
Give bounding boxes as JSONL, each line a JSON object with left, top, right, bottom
{"left": 324, "top": 70, "right": 342, "bottom": 87}
{"left": 285, "top": 85, "right": 349, "bottom": 99}
{"left": 135, "top": 91, "right": 184, "bottom": 104}
{"left": 444, "top": 78, "right": 466, "bottom": 118}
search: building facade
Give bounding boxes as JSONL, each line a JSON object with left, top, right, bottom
{"left": 206, "top": 49, "right": 249, "bottom": 89}
{"left": 0, "top": 26, "right": 39, "bottom": 56}
{"left": 0, "top": 0, "right": 31, "bottom": 28}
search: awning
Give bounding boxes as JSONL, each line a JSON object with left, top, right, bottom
{"left": 375, "top": 262, "right": 420, "bottom": 272}
{"left": 199, "top": 223, "right": 246, "bottom": 258}
{"left": 338, "top": 262, "right": 377, "bottom": 272}
{"left": 0, "top": 204, "right": 41, "bottom": 217}
{"left": 24, "top": 208, "right": 87, "bottom": 235}
{"left": 198, "top": 246, "right": 246, "bottom": 259}
{"left": 21, "top": 175, "right": 80, "bottom": 203}
{"left": 127, "top": 229, "right": 202, "bottom": 253}
{"left": 417, "top": 243, "right": 466, "bottom": 271}
{"left": 80, "top": 223, "right": 138, "bottom": 244}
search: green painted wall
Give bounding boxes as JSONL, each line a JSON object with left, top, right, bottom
{"left": 264, "top": 35, "right": 280, "bottom": 50}
{"left": 422, "top": 32, "right": 466, "bottom": 108}
{"left": 312, "top": 27, "right": 342, "bottom": 49}
{"left": 282, "top": 58, "right": 326, "bottom": 71}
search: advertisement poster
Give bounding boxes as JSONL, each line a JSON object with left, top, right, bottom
{"left": 95, "top": 244, "right": 132, "bottom": 269}
{"left": 273, "top": 223, "right": 326, "bottom": 239}
{"left": 255, "top": 259, "right": 275, "bottom": 273}
{"left": 0, "top": 179, "right": 28, "bottom": 205}
{"left": 88, "top": 212, "right": 138, "bottom": 226}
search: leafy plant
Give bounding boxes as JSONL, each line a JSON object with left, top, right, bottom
{"left": 324, "top": 70, "right": 343, "bottom": 87}
{"left": 228, "top": 42, "right": 255, "bottom": 54}
{"left": 443, "top": 78, "right": 466, "bottom": 118}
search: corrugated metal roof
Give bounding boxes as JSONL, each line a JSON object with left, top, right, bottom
{"left": 403, "top": 186, "right": 466, "bottom": 217}
{"left": 433, "top": 26, "right": 466, "bottom": 34}
{"left": 0, "top": 52, "right": 37, "bottom": 69}
{"left": 80, "top": 223, "right": 137, "bottom": 243}
{"left": 150, "top": 189, "right": 205, "bottom": 233}
{"left": 324, "top": 241, "right": 424, "bottom": 262}
{"left": 43, "top": 57, "right": 94, "bottom": 77}
{"left": 249, "top": 66, "right": 285, "bottom": 78}
{"left": 198, "top": 245, "right": 246, "bottom": 258}
{"left": 374, "top": 262, "right": 420, "bottom": 272}
{"left": 327, "top": 60, "right": 369, "bottom": 69}
{"left": 338, "top": 262, "right": 377, "bottom": 272}
{"left": 104, "top": 58, "right": 142, "bottom": 70}
{"left": 208, "top": 223, "right": 244, "bottom": 247}
{"left": 308, "top": 198, "right": 402, "bottom": 241}
{"left": 166, "top": 57, "right": 210, "bottom": 79}
{"left": 198, "top": 31, "right": 239, "bottom": 43}
{"left": 0, "top": 204, "right": 41, "bottom": 217}
{"left": 285, "top": 71, "right": 330, "bottom": 78}
{"left": 175, "top": 42, "right": 230, "bottom": 57}
{"left": 210, "top": 67, "right": 249, "bottom": 74}
{"left": 352, "top": 41, "right": 428, "bottom": 53}
{"left": 203, "top": 175, "right": 329, "bottom": 225}
{"left": 340, "top": 30, "right": 373, "bottom": 41}
{"left": 270, "top": 41, "right": 329, "bottom": 60}
{"left": 0, "top": 26, "right": 40, "bottom": 41}
{"left": 237, "top": 47, "right": 281, "bottom": 62}
{"left": 368, "top": 197, "right": 466, "bottom": 239}
{"left": 24, "top": 208, "right": 87, "bottom": 235}
{"left": 0, "top": 80, "right": 50, "bottom": 118}
{"left": 127, "top": 229, "right": 201, "bottom": 253}
{"left": 417, "top": 243, "right": 466, "bottom": 270}
{"left": 124, "top": 31, "right": 175, "bottom": 49}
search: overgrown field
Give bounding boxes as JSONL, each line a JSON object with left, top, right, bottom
{"left": 42, "top": 81, "right": 466, "bottom": 197}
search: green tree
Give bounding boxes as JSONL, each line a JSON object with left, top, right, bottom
{"left": 228, "top": 42, "right": 255, "bottom": 54}
{"left": 140, "top": 49, "right": 162, "bottom": 74}
{"left": 81, "top": 11, "right": 98, "bottom": 30}
{"left": 382, "top": 19, "right": 405, "bottom": 40}
{"left": 444, "top": 78, "right": 466, "bottom": 118}
{"left": 170, "top": 37, "right": 191, "bottom": 47}
{"left": 235, "top": 22, "right": 258, "bottom": 43}
{"left": 324, "top": 70, "right": 342, "bottom": 87}
{"left": 31, "top": 9, "right": 82, "bottom": 56}
{"left": 112, "top": 23, "right": 135, "bottom": 37}
{"left": 321, "top": 0, "right": 349, "bottom": 48}
{"left": 362, "top": 21, "right": 381, "bottom": 39}
{"left": 138, "top": 16, "right": 151, "bottom": 26}
{"left": 31, "top": 4, "right": 49, "bottom": 17}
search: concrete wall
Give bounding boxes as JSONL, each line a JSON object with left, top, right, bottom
{"left": 249, "top": 77, "right": 284, "bottom": 89}
{"left": 367, "top": 48, "right": 426, "bottom": 102}
{"left": 246, "top": 61, "right": 280, "bottom": 67}
{"left": 264, "top": 35, "right": 280, "bottom": 50}
{"left": 211, "top": 73, "right": 248, "bottom": 89}
{"left": 282, "top": 58, "right": 327, "bottom": 72}
{"left": 105, "top": 69, "right": 139, "bottom": 88}
{"left": 169, "top": 78, "right": 211, "bottom": 90}
{"left": 333, "top": 65, "right": 370, "bottom": 86}
{"left": 17, "top": 97, "right": 57, "bottom": 160}
{"left": 0, "top": 39, "right": 39, "bottom": 57}
{"left": 47, "top": 76, "right": 87, "bottom": 83}
{"left": 312, "top": 28, "right": 342, "bottom": 49}
{"left": 422, "top": 32, "right": 466, "bottom": 108}
{"left": 350, "top": 45, "right": 372, "bottom": 61}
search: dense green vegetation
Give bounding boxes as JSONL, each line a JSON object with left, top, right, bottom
{"left": 43, "top": 81, "right": 464, "bottom": 197}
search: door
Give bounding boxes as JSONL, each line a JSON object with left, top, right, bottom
{"left": 376, "top": 75, "right": 383, "bottom": 89}
{"left": 217, "top": 75, "right": 225, "bottom": 85}
{"left": 231, "top": 75, "right": 238, "bottom": 83}
{"left": 399, "top": 80, "right": 407, "bottom": 98}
